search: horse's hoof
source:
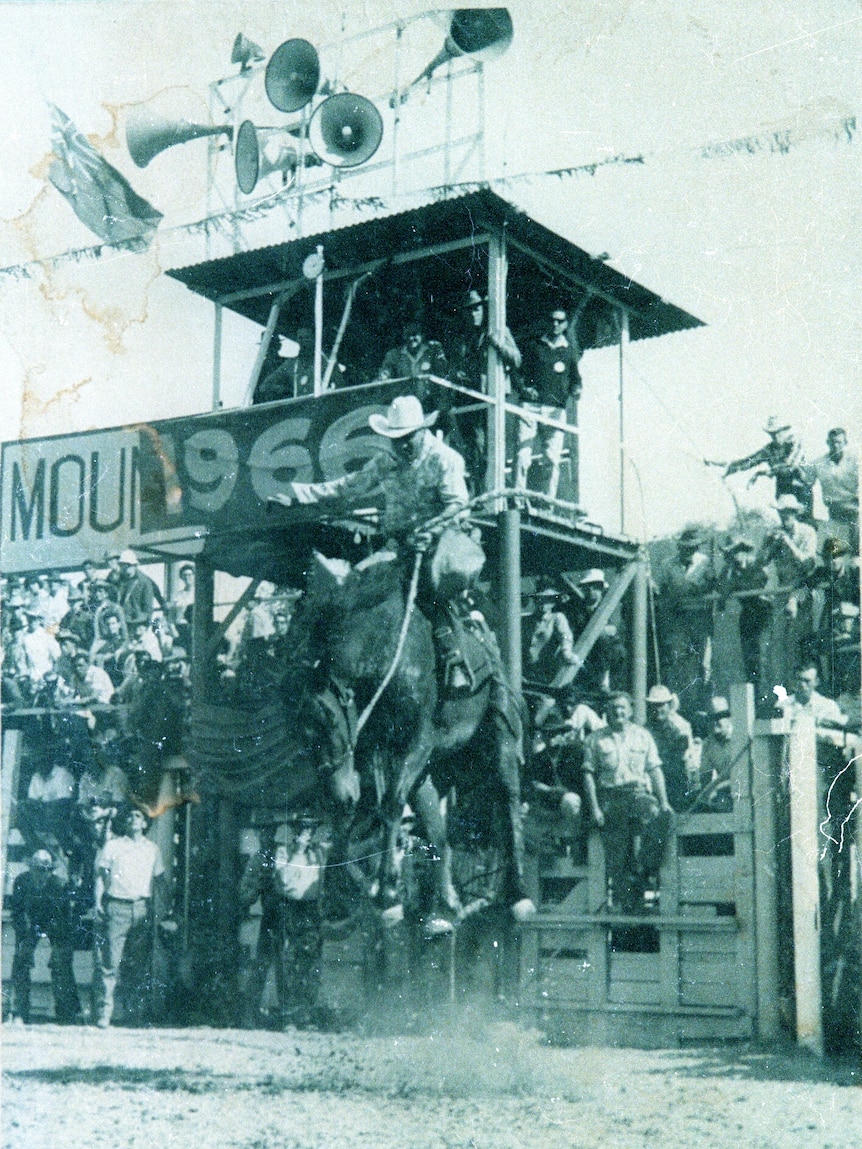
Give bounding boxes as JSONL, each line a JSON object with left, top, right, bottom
{"left": 424, "top": 916, "right": 455, "bottom": 938}
{"left": 510, "top": 898, "right": 537, "bottom": 922}
{"left": 381, "top": 903, "right": 404, "bottom": 927}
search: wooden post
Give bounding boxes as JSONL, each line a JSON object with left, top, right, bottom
{"left": 499, "top": 508, "right": 522, "bottom": 692}
{"left": 632, "top": 553, "right": 648, "bottom": 725}
{"left": 786, "top": 717, "right": 823, "bottom": 1054}
{"left": 729, "top": 685, "right": 761, "bottom": 1031}
{"left": 750, "top": 714, "right": 782, "bottom": 1039}
{"left": 244, "top": 297, "right": 283, "bottom": 407}
{"left": 191, "top": 559, "right": 215, "bottom": 701}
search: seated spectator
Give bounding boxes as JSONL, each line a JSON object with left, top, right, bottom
{"left": 696, "top": 696, "right": 734, "bottom": 811}
{"left": 55, "top": 629, "right": 80, "bottom": 685}
{"left": 528, "top": 688, "right": 605, "bottom": 842}
{"left": 91, "top": 580, "right": 126, "bottom": 642}
{"left": 91, "top": 611, "right": 128, "bottom": 687}
{"left": 42, "top": 573, "right": 70, "bottom": 631}
{"left": 25, "top": 574, "right": 51, "bottom": 620}
{"left": 18, "top": 759, "right": 77, "bottom": 854}
{"left": 59, "top": 584, "right": 95, "bottom": 650}
{"left": 645, "top": 684, "right": 698, "bottom": 810}
{"left": 67, "top": 649, "right": 115, "bottom": 706}
{"left": 9, "top": 849, "right": 80, "bottom": 1025}
{"left": 77, "top": 733, "right": 128, "bottom": 809}
{"left": 124, "top": 620, "right": 163, "bottom": 665}
{"left": 79, "top": 559, "right": 101, "bottom": 607}
{"left": 18, "top": 609, "right": 61, "bottom": 692}
{"left": 114, "top": 648, "right": 156, "bottom": 706}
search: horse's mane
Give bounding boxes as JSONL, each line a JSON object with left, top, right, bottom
{"left": 283, "top": 551, "right": 409, "bottom": 687}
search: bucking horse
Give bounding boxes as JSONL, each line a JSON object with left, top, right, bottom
{"left": 283, "top": 547, "right": 536, "bottom": 933}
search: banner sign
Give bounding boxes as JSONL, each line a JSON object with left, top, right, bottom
{"left": 1, "top": 381, "right": 417, "bottom": 574}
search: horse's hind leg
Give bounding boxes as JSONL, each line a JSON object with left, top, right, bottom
{"left": 491, "top": 727, "right": 535, "bottom": 920}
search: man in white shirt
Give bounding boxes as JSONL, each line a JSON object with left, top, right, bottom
{"left": 777, "top": 665, "right": 850, "bottom": 748}
{"left": 806, "top": 428, "right": 858, "bottom": 530}
{"left": 67, "top": 650, "right": 115, "bottom": 706}
{"left": 93, "top": 806, "right": 165, "bottom": 1027}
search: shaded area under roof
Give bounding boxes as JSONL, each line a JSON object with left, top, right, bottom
{"left": 168, "top": 188, "right": 703, "bottom": 345}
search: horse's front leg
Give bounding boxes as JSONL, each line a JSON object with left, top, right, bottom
{"left": 413, "top": 779, "right": 460, "bottom": 930}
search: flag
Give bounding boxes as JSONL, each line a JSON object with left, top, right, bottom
{"left": 47, "top": 104, "right": 163, "bottom": 247}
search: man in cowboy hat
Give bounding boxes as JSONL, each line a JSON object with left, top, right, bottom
{"left": 271, "top": 394, "right": 477, "bottom": 691}
{"left": 116, "top": 549, "right": 164, "bottom": 629}
{"left": 645, "top": 684, "right": 697, "bottom": 810}
{"left": 716, "top": 415, "right": 812, "bottom": 516}
{"left": 568, "top": 568, "right": 627, "bottom": 694}
{"left": 765, "top": 494, "right": 818, "bottom": 609}
{"left": 719, "top": 535, "right": 771, "bottom": 701}
{"left": 696, "top": 696, "right": 735, "bottom": 810}
{"left": 658, "top": 525, "right": 716, "bottom": 703}
{"left": 448, "top": 289, "right": 522, "bottom": 489}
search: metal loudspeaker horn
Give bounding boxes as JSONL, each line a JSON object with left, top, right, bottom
{"left": 231, "top": 33, "right": 265, "bottom": 71}
{"left": 398, "top": 7, "right": 513, "bottom": 103}
{"left": 308, "top": 93, "right": 383, "bottom": 169}
{"left": 126, "top": 111, "right": 232, "bottom": 168}
{"left": 265, "top": 38, "right": 321, "bottom": 113}
{"left": 235, "top": 119, "right": 300, "bottom": 193}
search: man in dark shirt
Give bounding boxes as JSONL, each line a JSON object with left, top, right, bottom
{"left": 255, "top": 328, "right": 316, "bottom": 403}
{"left": 10, "top": 849, "right": 80, "bottom": 1024}
{"left": 515, "top": 305, "right": 582, "bottom": 499}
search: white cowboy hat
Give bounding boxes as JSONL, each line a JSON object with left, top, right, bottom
{"left": 774, "top": 494, "right": 803, "bottom": 513}
{"left": 118, "top": 548, "right": 139, "bottom": 565}
{"left": 763, "top": 415, "right": 791, "bottom": 435}
{"left": 369, "top": 395, "right": 438, "bottom": 438}
{"left": 645, "top": 684, "right": 674, "bottom": 705}
{"left": 579, "top": 568, "right": 608, "bottom": 587}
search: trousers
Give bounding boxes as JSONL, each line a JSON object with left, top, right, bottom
{"left": 598, "top": 787, "right": 674, "bottom": 911}
{"left": 93, "top": 897, "right": 152, "bottom": 1025}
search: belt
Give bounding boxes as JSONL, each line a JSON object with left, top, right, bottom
{"left": 106, "top": 895, "right": 150, "bottom": 903}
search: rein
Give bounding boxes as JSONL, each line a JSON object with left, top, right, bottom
{"left": 354, "top": 548, "right": 423, "bottom": 738}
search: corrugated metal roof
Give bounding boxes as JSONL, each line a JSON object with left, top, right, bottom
{"left": 168, "top": 187, "right": 703, "bottom": 344}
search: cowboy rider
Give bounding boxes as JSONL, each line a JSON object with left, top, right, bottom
{"left": 270, "top": 394, "right": 479, "bottom": 692}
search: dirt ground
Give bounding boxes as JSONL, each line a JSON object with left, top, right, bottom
{"left": 4, "top": 1015, "right": 860, "bottom": 1149}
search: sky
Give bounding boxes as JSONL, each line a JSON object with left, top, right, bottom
{"left": 0, "top": 0, "right": 859, "bottom": 543}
